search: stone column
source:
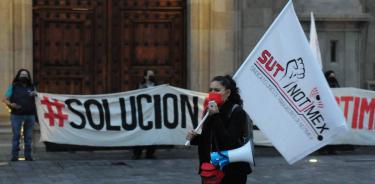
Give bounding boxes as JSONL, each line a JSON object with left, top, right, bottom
{"left": 0, "top": 0, "right": 33, "bottom": 117}
{"left": 188, "top": 0, "right": 211, "bottom": 91}
{"left": 188, "top": 0, "right": 238, "bottom": 91}
{"left": 0, "top": 0, "right": 15, "bottom": 116}
{"left": 13, "top": 0, "right": 33, "bottom": 73}
{"left": 209, "top": 0, "right": 236, "bottom": 78}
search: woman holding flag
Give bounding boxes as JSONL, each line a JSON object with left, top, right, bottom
{"left": 186, "top": 75, "right": 251, "bottom": 184}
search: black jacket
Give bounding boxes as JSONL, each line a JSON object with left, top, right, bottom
{"left": 191, "top": 100, "right": 251, "bottom": 175}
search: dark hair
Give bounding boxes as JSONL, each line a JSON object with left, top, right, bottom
{"left": 324, "top": 70, "right": 335, "bottom": 79}
{"left": 140, "top": 69, "right": 157, "bottom": 85}
{"left": 211, "top": 75, "right": 243, "bottom": 106}
{"left": 143, "top": 69, "right": 150, "bottom": 76}
{"left": 12, "top": 69, "right": 33, "bottom": 87}
{"left": 324, "top": 70, "right": 340, "bottom": 88}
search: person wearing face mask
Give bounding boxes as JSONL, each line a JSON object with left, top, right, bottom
{"left": 324, "top": 70, "right": 340, "bottom": 88}
{"left": 132, "top": 69, "right": 159, "bottom": 159}
{"left": 139, "top": 70, "right": 157, "bottom": 88}
{"left": 2, "top": 69, "right": 37, "bottom": 161}
{"left": 321, "top": 71, "right": 351, "bottom": 154}
{"left": 186, "top": 75, "right": 251, "bottom": 184}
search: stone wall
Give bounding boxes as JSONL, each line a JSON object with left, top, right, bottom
{"left": 1, "top": 0, "right": 375, "bottom": 117}
{"left": 239, "top": 0, "right": 375, "bottom": 89}
{"left": 362, "top": 0, "right": 375, "bottom": 89}
{"left": 0, "top": 0, "right": 240, "bottom": 116}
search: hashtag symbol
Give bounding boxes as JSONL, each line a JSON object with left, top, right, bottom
{"left": 41, "top": 96, "right": 68, "bottom": 127}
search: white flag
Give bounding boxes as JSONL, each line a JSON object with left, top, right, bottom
{"left": 309, "top": 12, "right": 323, "bottom": 69}
{"left": 234, "top": 1, "right": 347, "bottom": 164}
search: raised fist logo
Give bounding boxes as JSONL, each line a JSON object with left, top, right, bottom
{"left": 282, "top": 58, "right": 305, "bottom": 80}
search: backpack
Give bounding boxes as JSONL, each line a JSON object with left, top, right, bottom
{"left": 229, "top": 104, "right": 254, "bottom": 144}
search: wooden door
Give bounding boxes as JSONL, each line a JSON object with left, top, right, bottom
{"left": 33, "top": 0, "right": 186, "bottom": 94}
{"left": 110, "top": 0, "right": 186, "bottom": 91}
{"left": 33, "top": 0, "right": 108, "bottom": 94}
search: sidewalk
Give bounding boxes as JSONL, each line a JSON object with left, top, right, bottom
{"left": 1, "top": 146, "right": 375, "bottom": 184}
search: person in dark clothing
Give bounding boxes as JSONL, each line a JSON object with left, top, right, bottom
{"left": 324, "top": 70, "right": 340, "bottom": 88}
{"left": 132, "top": 69, "right": 158, "bottom": 159}
{"left": 186, "top": 75, "right": 251, "bottom": 184}
{"left": 321, "top": 70, "right": 354, "bottom": 154}
{"left": 2, "top": 69, "right": 37, "bottom": 161}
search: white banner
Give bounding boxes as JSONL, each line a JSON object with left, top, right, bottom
{"left": 254, "top": 88, "right": 375, "bottom": 146}
{"left": 234, "top": 1, "right": 347, "bottom": 164}
{"left": 332, "top": 88, "right": 375, "bottom": 145}
{"left": 36, "top": 85, "right": 206, "bottom": 147}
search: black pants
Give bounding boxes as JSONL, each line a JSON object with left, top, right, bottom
{"left": 132, "top": 146, "right": 156, "bottom": 158}
{"left": 200, "top": 173, "right": 247, "bottom": 184}
{"left": 220, "top": 172, "right": 247, "bottom": 184}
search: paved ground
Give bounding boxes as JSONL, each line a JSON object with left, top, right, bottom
{"left": 1, "top": 117, "right": 375, "bottom": 184}
{"left": 1, "top": 145, "right": 375, "bottom": 184}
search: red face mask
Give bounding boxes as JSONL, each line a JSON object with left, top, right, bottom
{"left": 203, "top": 92, "right": 224, "bottom": 111}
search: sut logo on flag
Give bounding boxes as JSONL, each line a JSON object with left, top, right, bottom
{"left": 252, "top": 49, "right": 329, "bottom": 141}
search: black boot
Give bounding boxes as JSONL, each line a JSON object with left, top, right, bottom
{"left": 11, "top": 156, "right": 18, "bottom": 161}
{"left": 25, "top": 156, "right": 34, "bottom": 161}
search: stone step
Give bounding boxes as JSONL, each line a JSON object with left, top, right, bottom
{"left": 0, "top": 142, "right": 46, "bottom": 156}
{"left": 0, "top": 123, "right": 11, "bottom": 129}
{"left": 0, "top": 123, "right": 40, "bottom": 132}
{"left": 0, "top": 117, "right": 10, "bottom": 129}
{"left": 0, "top": 128, "right": 12, "bottom": 143}
{"left": 0, "top": 122, "right": 44, "bottom": 154}
{"left": 0, "top": 117, "right": 12, "bottom": 132}
{"left": 0, "top": 138, "right": 45, "bottom": 154}
{"left": 0, "top": 129, "right": 41, "bottom": 139}
{"left": 0, "top": 116, "right": 45, "bottom": 152}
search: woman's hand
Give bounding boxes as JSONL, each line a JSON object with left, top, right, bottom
{"left": 29, "top": 91, "right": 37, "bottom": 97}
{"left": 10, "top": 103, "right": 21, "bottom": 109}
{"left": 186, "top": 130, "right": 198, "bottom": 141}
{"left": 207, "top": 101, "right": 219, "bottom": 114}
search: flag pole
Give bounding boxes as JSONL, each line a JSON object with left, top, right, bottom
{"left": 185, "top": 112, "right": 209, "bottom": 146}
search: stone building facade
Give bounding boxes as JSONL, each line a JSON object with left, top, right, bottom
{"left": 1, "top": 0, "right": 374, "bottom": 116}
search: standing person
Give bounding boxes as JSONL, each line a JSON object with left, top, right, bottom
{"left": 2, "top": 69, "right": 37, "bottom": 161}
{"left": 322, "top": 70, "right": 353, "bottom": 154}
{"left": 186, "top": 75, "right": 251, "bottom": 184}
{"left": 132, "top": 69, "right": 158, "bottom": 159}
{"left": 324, "top": 70, "right": 340, "bottom": 88}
